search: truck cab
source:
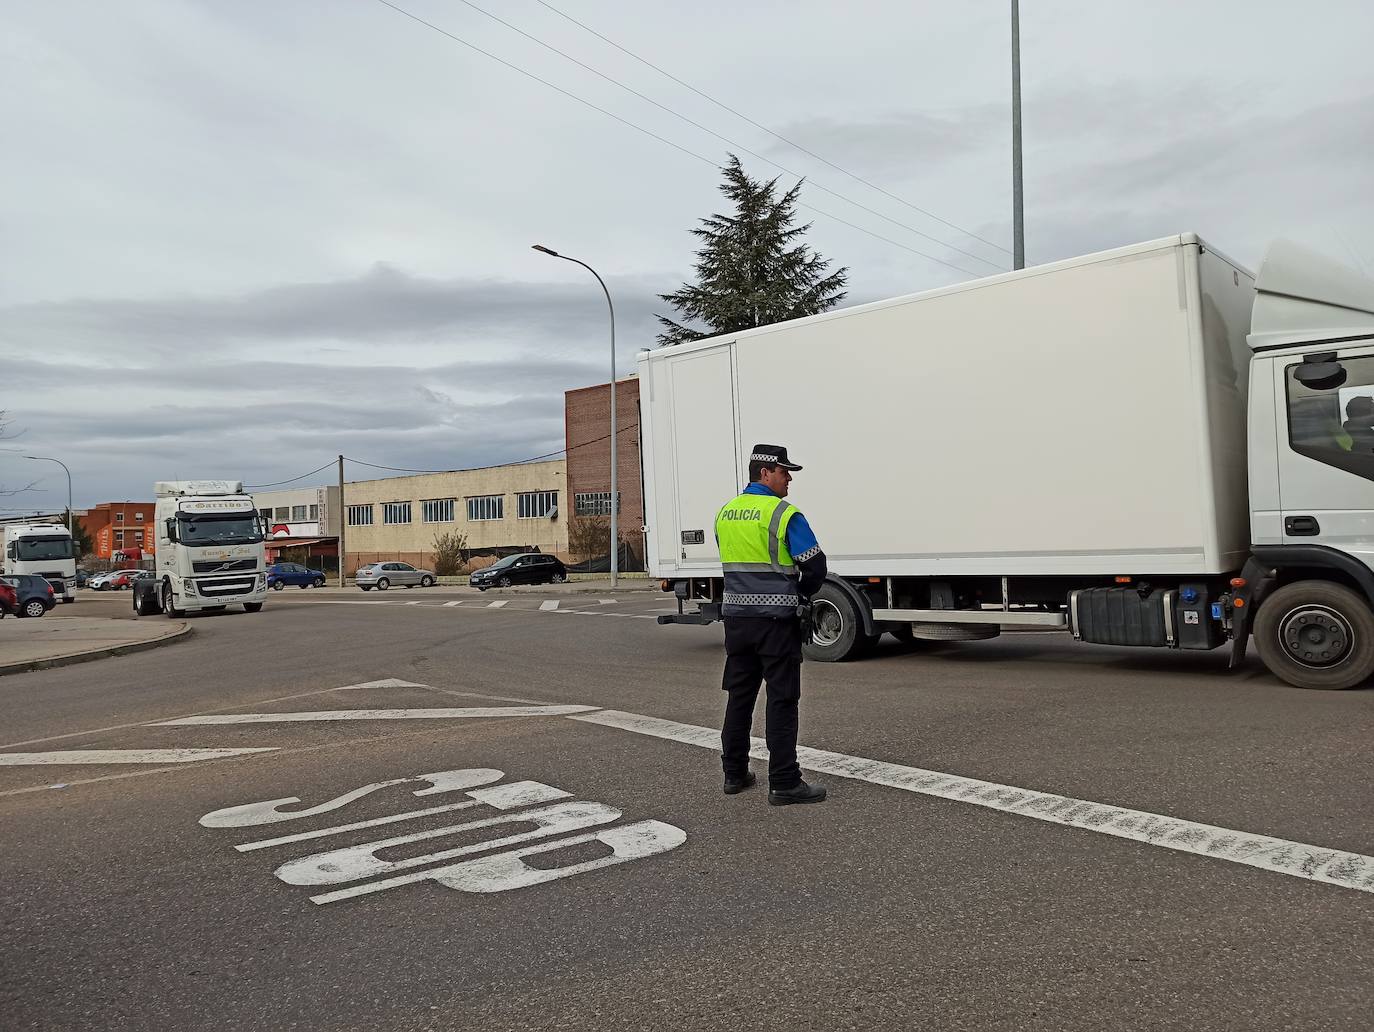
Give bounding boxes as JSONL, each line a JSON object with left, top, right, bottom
{"left": 144, "top": 480, "right": 268, "bottom": 616}
{"left": 2, "top": 524, "right": 76, "bottom": 603}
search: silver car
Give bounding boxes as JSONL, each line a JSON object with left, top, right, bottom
{"left": 354, "top": 561, "right": 436, "bottom": 591}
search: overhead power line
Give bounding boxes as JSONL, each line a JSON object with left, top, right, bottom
{"left": 245, "top": 460, "right": 338, "bottom": 490}
{"left": 447, "top": 0, "right": 1003, "bottom": 272}
{"left": 533, "top": 0, "right": 1012, "bottom": 261}
{"left": 369, "top": 0, "right": 984, "bottom": 279}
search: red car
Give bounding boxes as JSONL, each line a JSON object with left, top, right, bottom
{"left": 0, "top": 579, "right": 16, "bottom": 618}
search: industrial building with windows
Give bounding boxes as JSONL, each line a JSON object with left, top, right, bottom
{"left": 338, "top": 459, "right": 567, "bottom": 574}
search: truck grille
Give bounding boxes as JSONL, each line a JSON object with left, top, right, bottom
{"left": 192, "top": 559, "right": 258, "bottom": 574}
{"left": 196, "top": 577, "right": 257, "bottom": 597}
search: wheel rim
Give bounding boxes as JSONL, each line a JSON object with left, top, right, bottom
{"left": 810, "top": 599, "right": 844, "bottom": 647}
{"left": 162, "top": 584, "right": 172, "bottom": 611}
{"left": 499, "top": 577, "right": 511, "bottom": 587}
{"left": 25, "top": 601, "right": 45, "bottom": 617}
{"left": 1279, "top": 604, "right": 1353, "bottom": 668}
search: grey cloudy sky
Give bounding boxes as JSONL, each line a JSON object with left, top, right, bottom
{"left": 3, "top": 0, "right": 1373, "bottom": 508}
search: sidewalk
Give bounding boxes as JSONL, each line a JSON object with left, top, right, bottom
{"left": 0, "top": 616, "right": 191, "bottom": 676}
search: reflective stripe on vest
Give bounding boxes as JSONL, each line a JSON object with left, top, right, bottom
{"left": 716, "top": 493, "right": 800, "bottom": 618}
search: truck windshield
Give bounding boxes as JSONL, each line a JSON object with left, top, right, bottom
{"left": 176, "top": 514, "right": 263, "bottom": 546}
{"left": 15, "top": 537, "right": 75, "bottom": 561}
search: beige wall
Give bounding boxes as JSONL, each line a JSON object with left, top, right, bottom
{"left": 341, "top": 460, "right": 567, "bottom": 567}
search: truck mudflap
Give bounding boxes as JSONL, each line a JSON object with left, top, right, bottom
{"left": 657, "top": 601, "right": 722, "bottom": 626}
{"left": 1228, "top": 556, "right": 1277, "bottom": 669}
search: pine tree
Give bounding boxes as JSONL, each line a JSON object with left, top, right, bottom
{"left": 656, "top": 154, "right": 848, "bottom": 346}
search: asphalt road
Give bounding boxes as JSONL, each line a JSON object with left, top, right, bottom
{"left": 3, "top": 589, "right": 1372, "bottom": 1031}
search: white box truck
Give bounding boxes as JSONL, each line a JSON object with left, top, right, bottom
{"left": 2, "top": 523, "right": 77, "bottom": 602}
{"left": 133, "top": 480, "right": 268, "bottom": 617}
{"left": 643, "top": 233, "right": 1374, "bottom": 690}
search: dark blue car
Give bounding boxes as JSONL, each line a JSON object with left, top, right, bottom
{"left": 267, "top": 562, "right": 328, "bottom": 590}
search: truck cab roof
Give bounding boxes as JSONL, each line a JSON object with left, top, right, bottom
{"left": 1249, "top": 240, "right": 1374, "bottom": 351}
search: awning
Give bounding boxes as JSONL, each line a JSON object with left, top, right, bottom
{"left": 266, "top": 537, "right": 329, "bottom": 547}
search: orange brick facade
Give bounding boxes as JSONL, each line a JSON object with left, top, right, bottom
{"left": 80, "top": 502, "right": 157, "bottom": 559}
{"left": 564, "top": 378, "right": 644, "bottom": 565}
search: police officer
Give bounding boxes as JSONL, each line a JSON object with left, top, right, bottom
{"left": 715, "top": 445, "right": 828, "bottom": 805}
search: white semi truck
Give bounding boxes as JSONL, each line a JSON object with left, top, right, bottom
{"left": 644, "top": 233, "right": 1374, "bottom": 690}
{"left": 133, "top": 480, "right": 268, "bottom": 617}
{"left": 2, "top": 523, "right": 77, "bottom": 602}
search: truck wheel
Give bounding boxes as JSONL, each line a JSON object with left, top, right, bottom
{"left": 244, "top": 602, "right": 264, "bottom": 613}
{"left": 1253, "top": 580, "right": 1374, "bottom": 690}
{"left": 803, "top": 582, "right": 878, "bottom": 662}
{"left": 161, "top": 581, "right": 183, "bottom": 619}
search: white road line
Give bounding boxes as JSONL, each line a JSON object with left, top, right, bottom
{"left": 487, "top": 600, "right": 509, "bottom": 609}
{"left": 154, "top": 705, "right": 601, "bottom": 725}
{"left": 598, "top": 598, "right": 619, "bottom": 605}
{"left": 335, "top": 678, "right": 430, "bottom": 691}
{"left": 0, "top": 748, "right": 278, "bottom": 766}
{"left": 404, "top": 601, "right": 423, "bottom": 606}
{"left": 569, "top": 710, "right": 1374, "bottom": 896}
{"left": 539, "top": 600, "right": 559, "bottom": 611}
{"left": 443, "top": 601, "right": 465, "bottom": 607}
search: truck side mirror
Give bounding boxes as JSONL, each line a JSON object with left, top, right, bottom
{"left": 1294, "top": 353, "right": 1347, "bottom": 391}
{"left": 164, "top": 518, "right": 178, "bottom": 543}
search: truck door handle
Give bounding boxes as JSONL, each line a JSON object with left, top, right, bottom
{"left": 1285, "top": 515, "right": 1321, "bottom": 536}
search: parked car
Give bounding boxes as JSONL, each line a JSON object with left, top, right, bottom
{"left": 89, "top": 569, "right": 138, "bottom": 591}
{"left": 1, "top": 574, "right": 56, "bottom": 618}
{"left": 267, "top": 562, "right": 328, "bottom": 590}
{"left": 469, "top": 553, "right": 568, "bottom": 590}
{"left": 0, "top": 579, "right": 17, "bottom": 617}
{"left": 103, "top": 569, "right": 152, "bottom": 591}
{"left": 354, "top": 562, "right": 436, "bottom": 591}
{"left": 75, "top": 567, "right": 93, "bottom": 588}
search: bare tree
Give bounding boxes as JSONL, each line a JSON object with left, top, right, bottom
{"left": 0, "top": 410, "right": 38, "bottom": 498}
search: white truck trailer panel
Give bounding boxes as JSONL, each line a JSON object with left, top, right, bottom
{"left": 641, "top": 235, "right": 1256, "bottom": 579}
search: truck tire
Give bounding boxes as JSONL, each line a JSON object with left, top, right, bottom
{"left": 1253, "top": 580, "right": 1374, "bottom": 690}
{"left": 161, "top": 580, "right": 183, "bottom": 619}
{"left": 803, "top": 582, "right": 879, "bottom": 662}
{"left": 244, "top": 602, "right": 264, "bottom": 613}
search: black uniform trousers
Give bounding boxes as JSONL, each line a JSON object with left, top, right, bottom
{"left": 721, "top": 615, "right": 803, "bottom": 790}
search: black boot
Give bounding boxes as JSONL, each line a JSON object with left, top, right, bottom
{"left": 723, "top": 771, "right": 757, "bottom": 795}
{"left": 768, "top": 780, "right": 827, "bottom": 806}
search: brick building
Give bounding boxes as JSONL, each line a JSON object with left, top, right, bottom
{"left": 79, "top": 501, "right": 157, "bottom": 559}
{"left": 564, "top": 377, "right": 643, "bottom": 567}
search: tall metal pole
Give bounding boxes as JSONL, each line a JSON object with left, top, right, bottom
{"left": 532, "top": 245, "right": 618, "bottom": 588}
{"left": 337, "top": 454, "right": 346, "bottom": 588}
{"left": 1011, "top": 0, "right": 1025, "bottom": 270}
{"left": 26, "top": 455, "right": 72, "bottom": 533}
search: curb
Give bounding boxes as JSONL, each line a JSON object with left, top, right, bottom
{"left": 0, "top": 623, "right": 194, "bottom": 677}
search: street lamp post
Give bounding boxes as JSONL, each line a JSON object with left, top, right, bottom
{"left": 25, "top": 455, "right": 72, "bottom": 533}
{"left": 1011, "top": 0, "right": 1025, "bottom": 270}
{"left": 532, "top": 244, "right": 619, "bottom": 588}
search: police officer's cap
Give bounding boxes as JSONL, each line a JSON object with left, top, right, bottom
{"left": 750, "top": 444, "right": 803, "bottom": 471}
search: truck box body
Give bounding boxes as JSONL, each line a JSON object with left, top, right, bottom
{"left": 640, "top": 235, "right": 1257, "bottom": 580}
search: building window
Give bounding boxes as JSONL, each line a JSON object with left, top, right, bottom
{"left": 466, "top": 495, "right": 504, "bottom": 521}
{"left": 292, "top": 504, "right": 308, "bottom": 521}
{"left": 134, "top": 512, "right": 144, "bottom": 521}
{"left": 517, "top": 491, "right": 558, "bottom": 519}
{"left": 309, "top": 505, "right": 319, "bottom": 520}
{"left": 115, "top": 513, "right": 124, "bottom": 523}
{"left": 115, "top": 530, "right": 125, "bottom": 541}
{"left": 574, "top": 492, "right": 620, "bottom": 516}
{"left": 275, "top": 507, "right": 290, "bottom": 520}
{"left": 347, "top": 504, "right": 374, "bottom": 527}
{"left": 423, "top": 498, "right": 456, "bottom": 523}
{"left": 135, "top": 531, "right": 144, "bottom": 543}
{"left": 259, "top": 509, "right": 273, "bottom": 521}
{"left": 382, "top": 502, "right": 412, "bottom": 525}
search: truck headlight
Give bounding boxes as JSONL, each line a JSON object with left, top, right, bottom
{"left": 184, "top": 580, "right": 197, "bottom": 595}
{"left": 256, "top": 575, "right": 265, "bottom": 589}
